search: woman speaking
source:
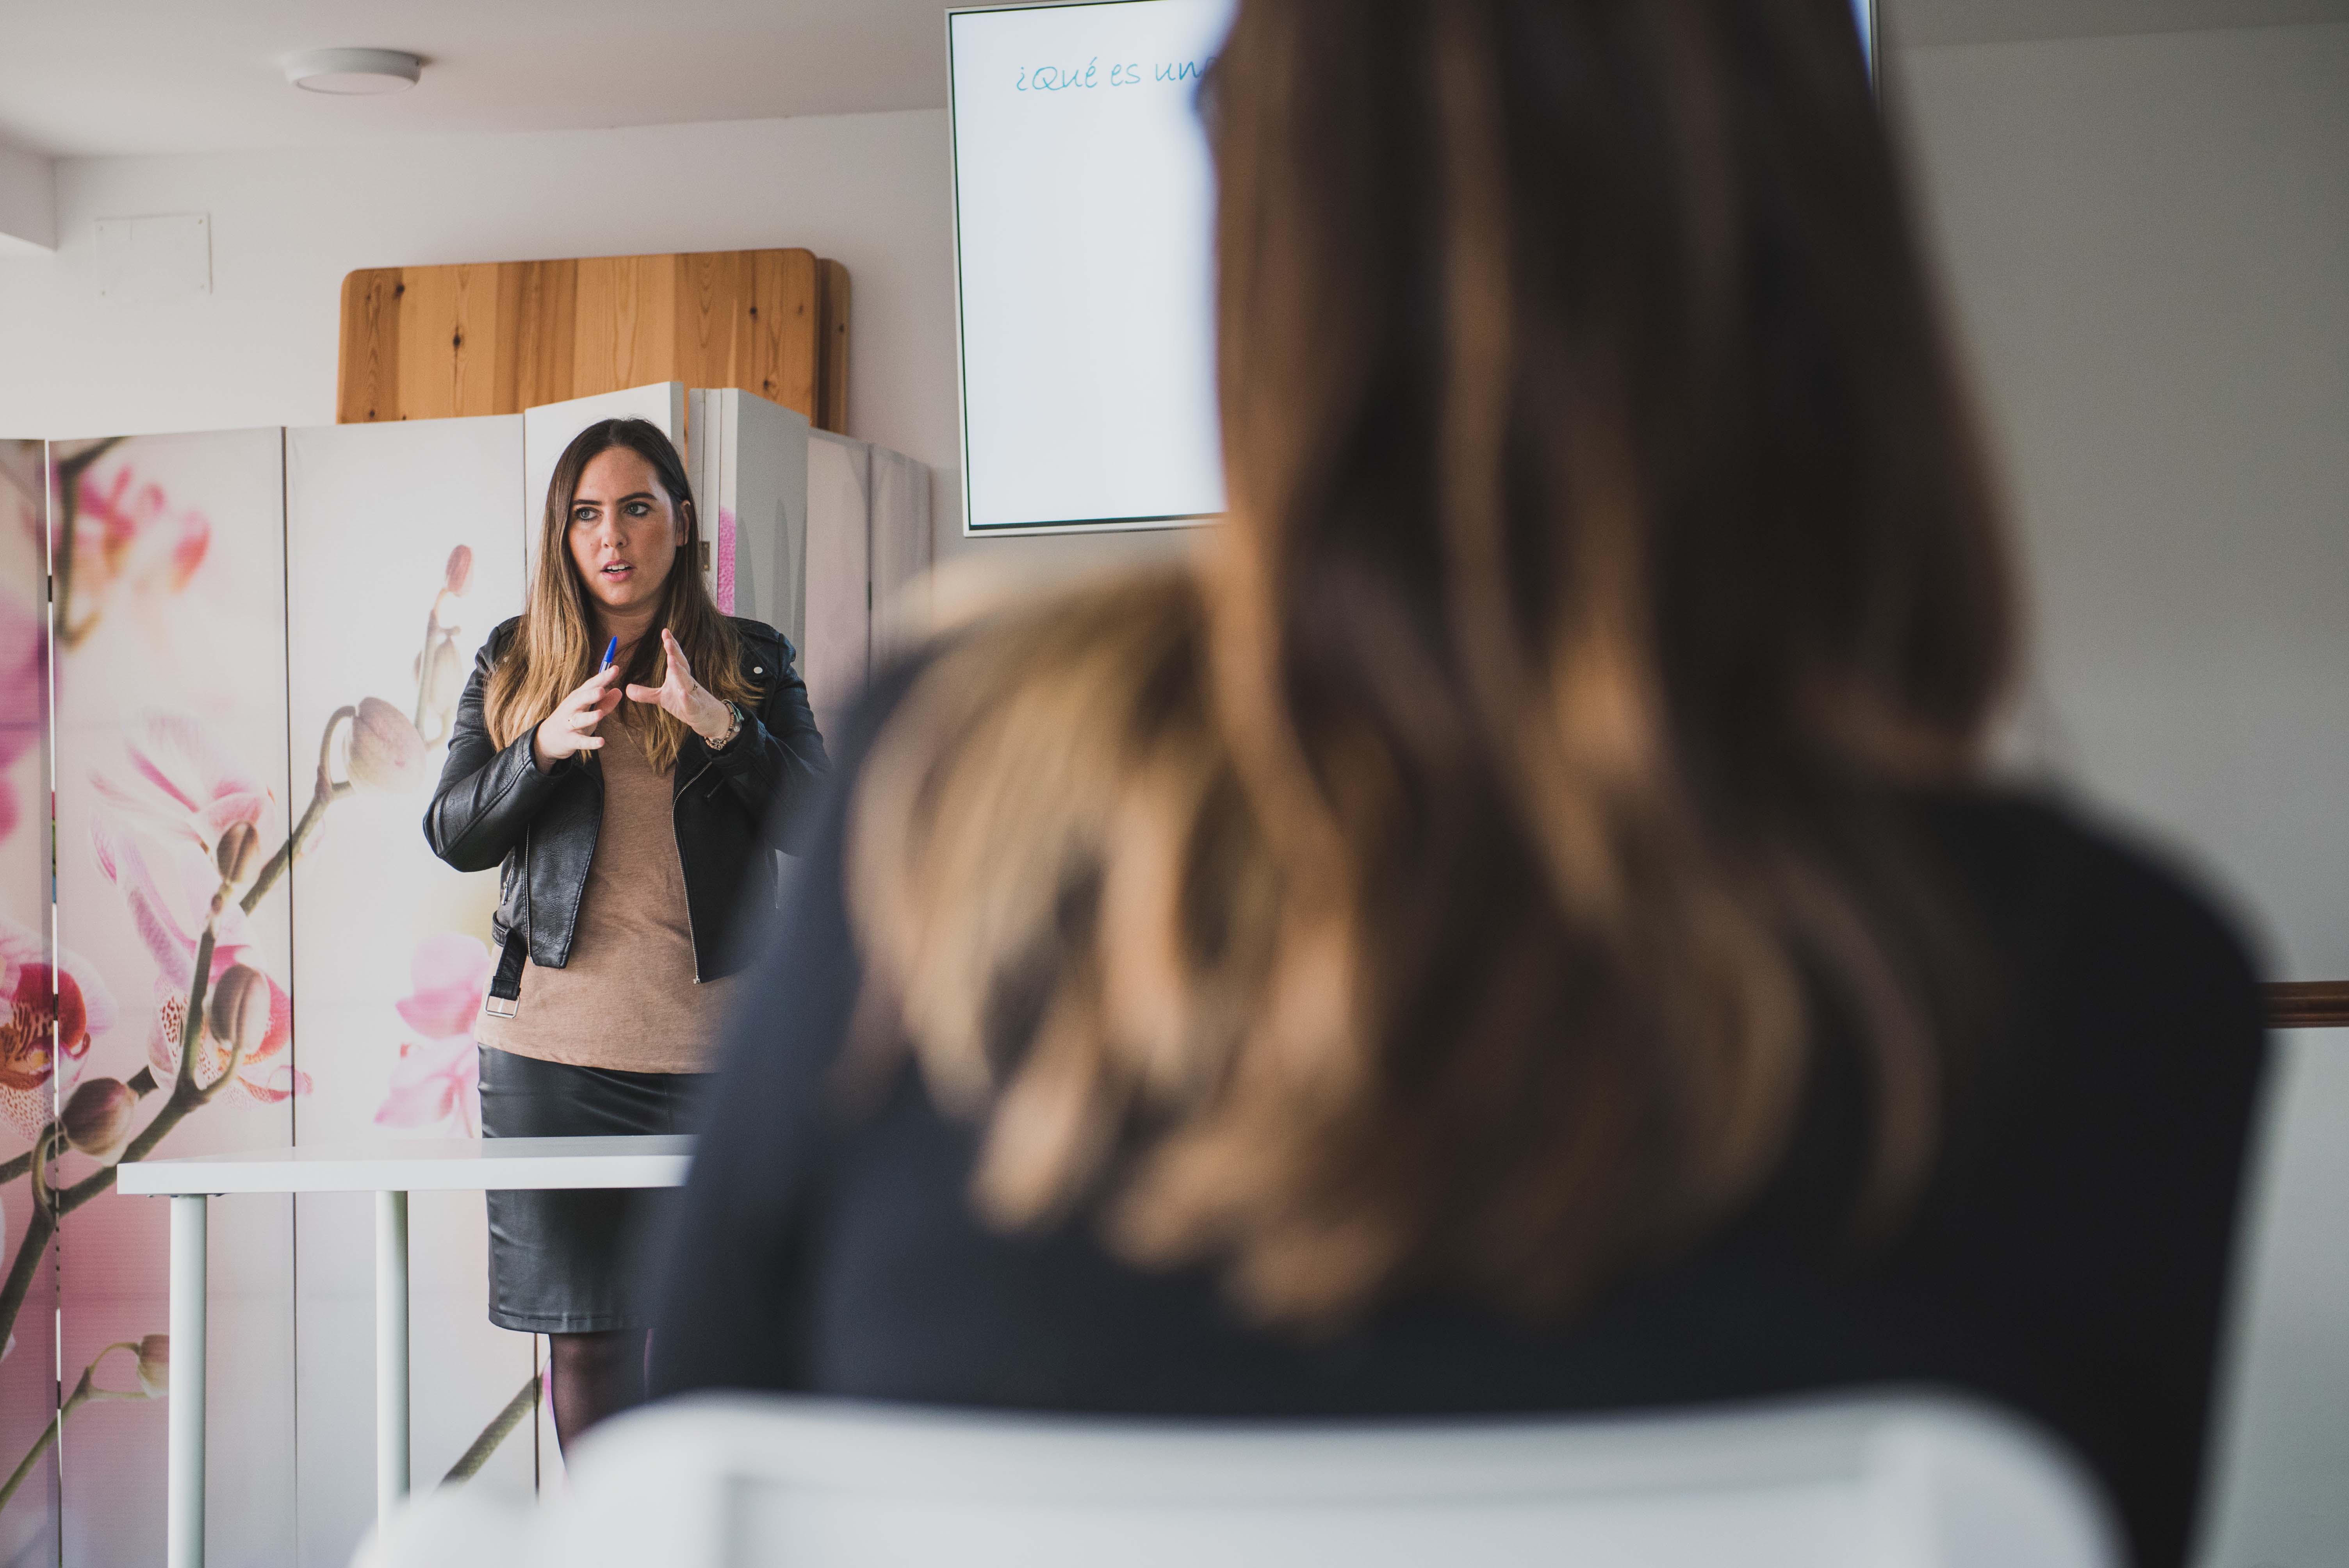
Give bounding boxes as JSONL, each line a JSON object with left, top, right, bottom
{"left": 424, "top": 418, "right": 827, "bottom": 1451}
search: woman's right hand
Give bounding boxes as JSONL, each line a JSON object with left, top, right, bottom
{"left": 532, "top": 666, "right": 623, "bottom": 771}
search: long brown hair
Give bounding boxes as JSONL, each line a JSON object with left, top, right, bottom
{"left": 852, "top": 0, "right": 2012, "bottom": 1327}
{"left": 485, "top": 419, "right": 754, "bottom": 774}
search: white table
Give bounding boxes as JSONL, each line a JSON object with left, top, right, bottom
{"left": 117, "top": 1135, "right": 693, "bottom": 1568}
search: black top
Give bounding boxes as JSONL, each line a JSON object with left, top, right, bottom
{"left": 647, "top": 659, "right": 2268, "bottom": 1568}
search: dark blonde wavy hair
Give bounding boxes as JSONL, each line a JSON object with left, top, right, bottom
{"left": 484, "top": 419, "right": 754, "bottom": 775}
{"left": 850, "top": 0, "right": 2012, "bottom": 1327}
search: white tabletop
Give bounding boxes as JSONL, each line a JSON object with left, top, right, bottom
{"left": 114, "top": 1135, "right": 694, "bottom": 1196}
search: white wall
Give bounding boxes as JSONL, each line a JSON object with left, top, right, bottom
{"left": 0, "top": 138, "right": 53, "bottom": 253}
{"left": 1891, "top": 26, "right": 2349, "bottom": 1568}
{"left": 2199, "top": 1028, "right": 2349, "bottom": 1568}
{"left": 0, "top": 107, "right": 1186, "bottom": 579}
{"left": 1895, "top": 23, "right": 2349, "bottom": 980}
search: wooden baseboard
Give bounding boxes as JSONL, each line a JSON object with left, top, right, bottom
{"left": 2263, "top": 982, "right": 2349, "bottom": 1028}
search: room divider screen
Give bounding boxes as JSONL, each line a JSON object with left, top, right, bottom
{"left": 0, "top": 391, "right": 927, "bottom": 1566}
{"left": 0, "top": 438, "right": 60, "bottom": 1568}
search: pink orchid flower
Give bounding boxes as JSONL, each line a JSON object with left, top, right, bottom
{"left": 69, "top": 465, "right": 210, "bottom": 602}
{"left": 0, "top": 917, "right": 119, "bottom": 1140}
{"left": 394, "top": 933, "right": 494, "bottom": 1041}
{"left": 378, "top": 1037, "right": 480, "bottom": 1139}
{"left": 376, "top": 934, "right": 490, "bottom": 1137}
{"left": 0, "top": 595, "right": 43, "bottom": 844}
{"left": 91, "top": 819, "right": 305, "bottom": 1105}
{"left": 91, "top": 709, "right": 275, "bottom": 861}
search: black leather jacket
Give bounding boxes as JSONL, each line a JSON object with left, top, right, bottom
{"left": 423, "top": 616, "right": 830, "bottom": 1001}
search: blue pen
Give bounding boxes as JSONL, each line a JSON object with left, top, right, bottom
{"left": 600, "top": 636, "right": 618, "bottom": 672}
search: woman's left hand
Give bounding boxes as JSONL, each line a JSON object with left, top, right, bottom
{"left": 627, "top": 629, "right": 735, "bottom": 744}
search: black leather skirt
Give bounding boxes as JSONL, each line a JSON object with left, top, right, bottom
{"left": 478, "top": 1046, "right": 708, "bottom": 1334}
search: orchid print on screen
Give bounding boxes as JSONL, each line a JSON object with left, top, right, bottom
{"left": 0, "top": 443, "right": 456, "bottom": 1526}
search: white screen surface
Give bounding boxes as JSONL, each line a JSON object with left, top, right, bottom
{"left": 950, "top": 0, "right": 1234, "bottom": 533}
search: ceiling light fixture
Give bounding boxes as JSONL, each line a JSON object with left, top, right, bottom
{"left": 283, "top": 48, "right": 422, "bottom": 96}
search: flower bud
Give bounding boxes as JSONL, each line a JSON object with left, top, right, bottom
{"left": 346, "top": 697, "right": 427, "bottom": 793}
{"left": 207, "top": 965, "right": 272, "bottom": 1059}
{"left": 136, "top": 1334, "right": 168, "bottom": 1398}
{"left": 444, "top": 544, "right": 474, "bottom": 596}
{"left": 61, "top": 1077, "right": 136, "bottom": 1156}
{"left": 214, "top": 821, "right": 262, "bottom": 887}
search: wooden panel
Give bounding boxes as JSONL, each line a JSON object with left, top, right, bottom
{"left": 819, "top": 259, "right": 851, "bottom": 433}
{"left": 676, "top": 249, "right": 755, "bottom": 391}
{"left": 490, "top": 262, "right": 526, "bottom": 413}
{"left": 510, "top": 259, "right": 577, "bottom": 410}
{"left": 397, "top": 262, "right": 516, "bottom": 421}
{"left": 340, "top": 249, "right": 847, "bottom": 432}
{"left": 337, "top": 270, "right": 403, "bottom": 423}
{"left": 572, "top": 253, "right": 676, "bottom": 398}
{"left": 2265, "top": 982, "right": 2349, "bottom": 1028}
{"left": 752, "top": 248, "right": 822, "bottom": 419}
{"left": 390, "top": 265, "right": 454, "bottom": 420}
{"left": 464, "top": 262, "right": 512, "bottom": 415}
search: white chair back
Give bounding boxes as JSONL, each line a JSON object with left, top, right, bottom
{"left": 358, "top": 1389, "right": 2122, "bottom": 1568}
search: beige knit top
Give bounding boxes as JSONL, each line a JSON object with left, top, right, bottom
{"left": 476, "top": 714, "right": 739, "bottom": 1074}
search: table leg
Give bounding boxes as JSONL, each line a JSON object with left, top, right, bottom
{"left": 375, "top": 1190, "right": 410, "bottom": 1525}
{"left": 168, "top": 1194, "right": 207, "bottom": 1568}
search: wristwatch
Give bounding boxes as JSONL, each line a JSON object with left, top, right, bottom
{"left": 709, "top": 700, "right": 746, "bottom": 751}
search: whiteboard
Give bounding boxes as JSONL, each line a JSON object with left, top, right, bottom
{"left": 946, "top": 0, "right": 1870, "bottom": 536}
{"left": 949, "top": 0, "right": 1234, "bottom": 535}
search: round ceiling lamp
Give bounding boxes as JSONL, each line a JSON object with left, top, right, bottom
{"left": 283, "top": 48, "right": 423, "bottom": 96}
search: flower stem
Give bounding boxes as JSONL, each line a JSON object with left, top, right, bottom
{"left": 0, "top": 1397, "right": 61, "bottom": 1516}
{"left": 48, "top": 436, "right": 125, "bottom": 652}
{"left": 0, "top": 779, "right": 339, "bottom": 1367}
{"left": 0, "top": 1026, "right": 242, "bottom": 1384}
{"left": 440, "top": 1370, "right": 543, "bottom": 1486}
{"left": 0, "top": 1135, "right": 41, "bottom": 1187}
{"left": 0, "top": 1269, "right": 116, "bottom": 1521}
{"left": 27, "top": 1126, "right": 61, "bottom": 1221}
{"left": 239, "top": 707, "right": 353, "bottom": 917}
{"left": 0, "top": 1204, "right": 52, "bottom": 1364}
{"left": 0, "top": 1348, "right": 153, "bottom": 1516}
{"left": 240, "top": 785, "right": 328, "bottom": 918}
{"left": 173, "top": 900, "right": 223, "bottom": 1101}
{"left": 413, "top": 596, "right": 446, "bottom": 734}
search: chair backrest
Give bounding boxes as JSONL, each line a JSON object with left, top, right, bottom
{"left": 359, "top": 1390, "right": 2123, "bottom": 1568}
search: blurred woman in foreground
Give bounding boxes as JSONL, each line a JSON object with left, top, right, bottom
{"left": 649, "top": 3, "right": 2265, "bottom": 1563}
